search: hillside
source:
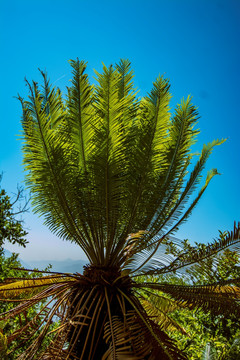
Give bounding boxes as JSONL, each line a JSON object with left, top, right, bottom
{"left": 3, "top": 249, "right": 87, "bottom": 274}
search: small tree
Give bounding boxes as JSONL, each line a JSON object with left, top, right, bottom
{"left": 0, "top": 176, "right": 28, "bottom": 249}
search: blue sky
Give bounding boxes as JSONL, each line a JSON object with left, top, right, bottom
{"left": 0, "top": 0, "right": 239, "bottom": 261}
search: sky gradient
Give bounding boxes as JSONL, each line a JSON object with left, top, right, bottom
{"left": 0, "top": 0, "right": 239, "bottom": 261}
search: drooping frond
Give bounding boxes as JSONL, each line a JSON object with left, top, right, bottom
{"left": 1, "top": 268, "right": 187, "bottom": 360}
{"left": 137, "top": 292, "right": 188, "bottom": 334}
{"left": 103, "top": 310, "right": 188, "bottom": 360}
{"left": 148, "top": 139, "right": 225, "bottom": 238}
{"left": 0, "top": 275, "right": 73, "bottom": 300}
{"left": 134, "top": 281, "right": 240, "bottom": 316}
{"left": 140, "top": 221, "right": 240, "bottom": 277}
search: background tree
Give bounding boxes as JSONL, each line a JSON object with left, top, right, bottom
{"left": 0, "top": 59, "right": 239, "bottom": 360}
{"left": 0, "top": 179, "right": 28, "bottom": 359}
{"left": 0, "top": 180, "right": 53, "bottom": 359}
{"left": 0, "top": 175, "right": 28, "bottom": 249}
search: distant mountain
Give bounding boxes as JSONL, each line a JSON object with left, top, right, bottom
{"left": 26, "top": 258, "right": 87, "bottom": 274}
{"left": 3, "top": 249, "right": 30, "bottom": 268}
{"left": 3, "top": 249, "right": 12, "bottom": 258}
{"left": 2, "top": 249, "right": 87, "bottom": 274}
{"left": 3, "top": 235, "right": 181, "bottom": 275}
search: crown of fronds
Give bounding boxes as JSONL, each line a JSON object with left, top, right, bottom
{"left": 18, "top": 58, "right": 224, "bottom": 269}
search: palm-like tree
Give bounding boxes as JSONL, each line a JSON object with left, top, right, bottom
{"left": 0, "top": 59, "right": 240, "bottom": 360}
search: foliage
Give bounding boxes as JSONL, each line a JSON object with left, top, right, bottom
{"left": 0, "top": 59, "right": 239, "bottom": 359}
{"left": 0, "top": 250, "right": 59, "bottom": 359}
{"left": 0, "top": 182, "right": 54, "bottom": 358}
{"left": 0, "top": 180, "right": 29, "bottom": 358}
{"left": 164, "top": 242, "right": 240, "bottom": 359}
{"left": 0, "top": 177, "right": 28, "bottom": 248}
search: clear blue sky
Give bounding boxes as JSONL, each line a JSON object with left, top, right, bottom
{"left": 0, "top": 0, "right": 239, "bottom": 261}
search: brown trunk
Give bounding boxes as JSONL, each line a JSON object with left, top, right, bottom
{"left": 67, "top": 265, "right": 134, "bottom": 360}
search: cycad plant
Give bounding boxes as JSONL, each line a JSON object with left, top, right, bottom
{"left": 1, "top": 59, "right": 240, "bottom": 360}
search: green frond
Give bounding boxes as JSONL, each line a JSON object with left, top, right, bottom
{"left": 67, "top": 58, "right": 95, "bottom": 169}
{"left": 143, "top": 98, "right": 201, "bottom": 234}
{"left": 20, "top": 77, "right": 97, "bottom": 261}
{"left": 164, "top": 167, "right": 220, "bottom": 234}
{"left": 129, "top": 166, "right": 224, "bottom": 275}
{"left": 134, "top": 281, "right": 240, "bottom": 316}
{"left": 121, "top": 97, "right": 205, "bottom": 271}
{"left": 115, "top": 58, "right": 137, "bottom": 100}
{"left": 153, "top": 138, "right": 225, "bottom": 236}
{"left": 111, "top": 76, "right": 172, "bottom": 263}
{"left": 143, "top": 222, "right": 240, "bottom": 277}
{"left": 92, "top": 64, "right": 130, "bottom": 260}
{"left": 137, "top": 292, "right": 188, "bottom": 335}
